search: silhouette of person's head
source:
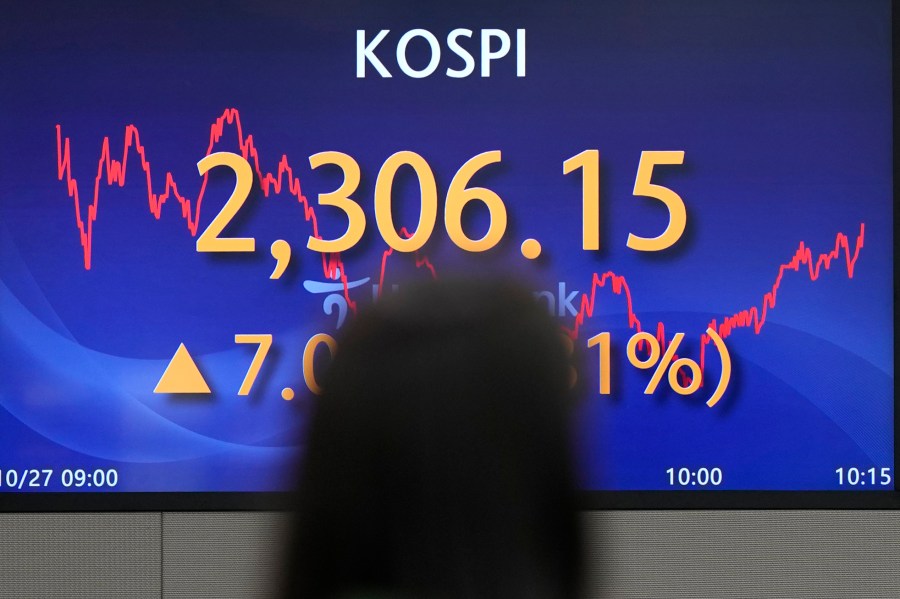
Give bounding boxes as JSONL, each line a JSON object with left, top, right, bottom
{"left": 283, "top": 278, "right": 581, "bottom": 598}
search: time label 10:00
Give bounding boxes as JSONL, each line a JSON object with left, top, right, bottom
{"left": 196, "top": 149, "right": 687, "bottom": 256}
{"left": 666, "top": 467, "right": 723, "bottom": 487}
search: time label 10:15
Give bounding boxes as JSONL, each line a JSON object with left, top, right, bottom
{"left": 195, "top": 149, "right": 687, "bottom": 256}
{"left": 835, "top": 467, "right": 892, "bottom": 486}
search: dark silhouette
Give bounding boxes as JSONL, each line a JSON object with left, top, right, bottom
{"left": 283, "top": 278, "right": 582, "bottom": 599}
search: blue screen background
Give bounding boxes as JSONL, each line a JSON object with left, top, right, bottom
{"left": 0, "top": 1, "right": 893, "bottom": 492}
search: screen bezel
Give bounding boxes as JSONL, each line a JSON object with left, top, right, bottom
{"left": 0, "top": 490, "right": 898, "bottom": 512}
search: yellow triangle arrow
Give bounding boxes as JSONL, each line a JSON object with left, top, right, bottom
{"left": 154, "top": 343, "right": 211, "bottom": 394}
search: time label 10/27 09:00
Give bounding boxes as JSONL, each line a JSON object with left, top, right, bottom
{"left": 665, "top": 467, "right": 894, "bottom": 488}
{"left": 0, "top": 468, "right": 119, "bottom": 490}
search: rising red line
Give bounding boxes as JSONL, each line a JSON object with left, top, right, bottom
{"left": 55, "top": 108, "right": 437, "bottom": 309}
{"left": 564, "top": 224, "right": 865, "bottom": 379}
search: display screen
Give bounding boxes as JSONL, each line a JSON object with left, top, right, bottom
{"left": 0, "top": 1, "right": 894, "bottom": 507}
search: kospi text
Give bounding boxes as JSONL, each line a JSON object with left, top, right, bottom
{"left": 356, "top": 28, "right": 526, "bottom": 78}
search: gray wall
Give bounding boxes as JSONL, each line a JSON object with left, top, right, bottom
{"left": 1, "top": 511, "right": 899, "bottom": 598}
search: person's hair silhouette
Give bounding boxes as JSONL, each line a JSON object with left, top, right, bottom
{"left": 283, "top": 278, "right": 581, "bottom": 598}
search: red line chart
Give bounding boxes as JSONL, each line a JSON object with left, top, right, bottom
{"left": 55, "top": 108, "right": 865, "bottom": 375}
{"left": 55, "top": 108, "right": 436, "bottom": 311}
{"left": 563, "top": 224, "right": 865, "bottom": 377}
